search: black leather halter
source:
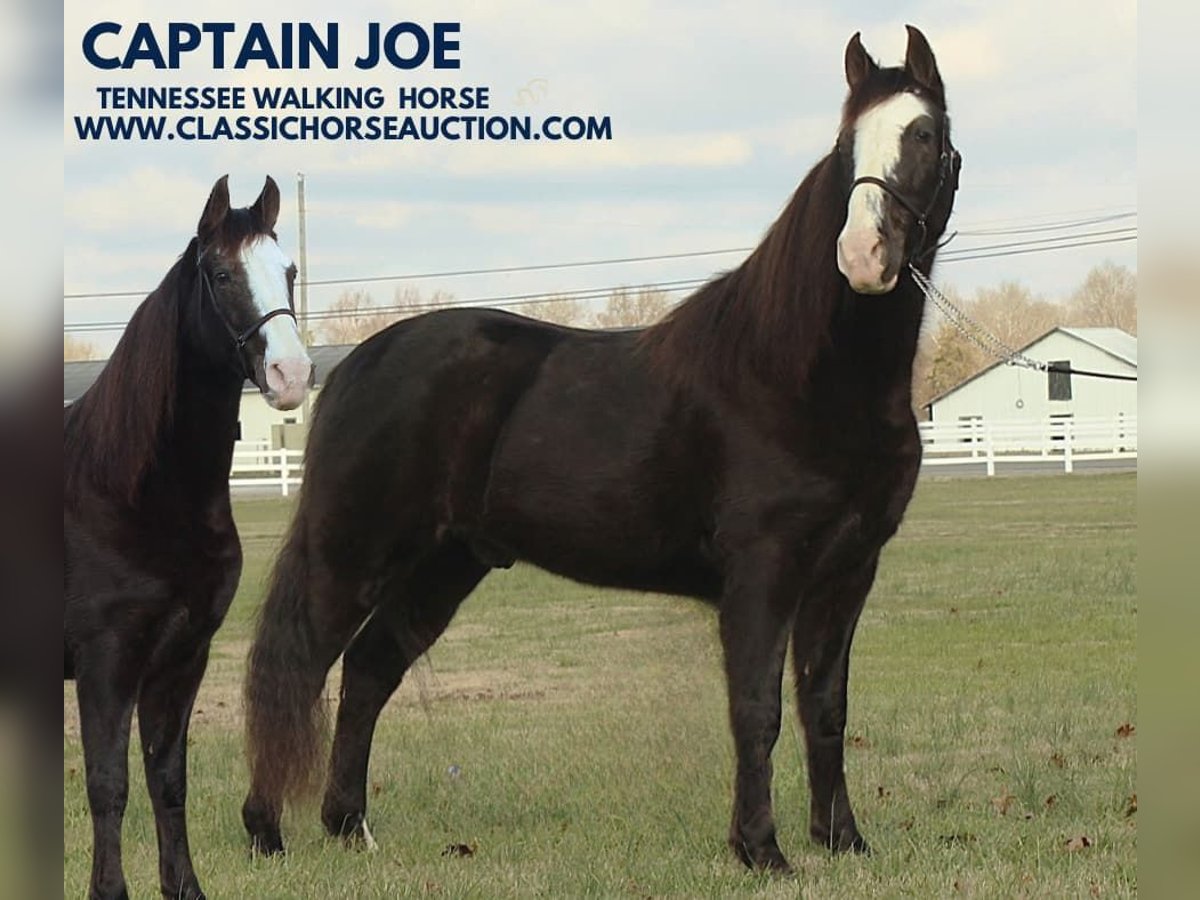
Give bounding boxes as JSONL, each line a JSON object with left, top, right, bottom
{"left": 195, "top": 242, "right": 297, "bottom": 379}
{"left": 849, "top": 123, "right": 959, "bottom": 263}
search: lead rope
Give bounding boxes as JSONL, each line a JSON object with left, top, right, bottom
{"left": 907, "top": 263, "right": 1137, "bottom": 382}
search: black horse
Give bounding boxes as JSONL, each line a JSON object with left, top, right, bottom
{"left": 244, "top": 26, "right": 960, "bottom": 873}
{"left": 65, "top": 176, "right": 312, "bottom": 900}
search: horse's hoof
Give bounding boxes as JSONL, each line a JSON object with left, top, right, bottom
{"left": 243, "top": 798, "right": 286, "bottom": 857}
{"left": 249, "top": 832, "right": 286, "bottom": 857}
{"left": 812, "top": 824, "right": 871, "bottom": 855}
{"left": 350, "top": 817, "right": 379, "bottom": 852}
{"left": 729, "top": 836, "right": 794, "bottom": 875}
{"left": 163, "top": 880, "right": 206, "bottom": 900}
{"left": 88, "top": 883, "right": 130, "bottom": 900}
{"left": 323, "top": 807, "right": 379, "bottom": 851}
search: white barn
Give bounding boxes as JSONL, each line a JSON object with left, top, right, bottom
{"left": 925, "top": 327, "right": 1137, "bottom": 429}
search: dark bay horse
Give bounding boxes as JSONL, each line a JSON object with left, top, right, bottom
{"left": 65, "top": 176, "right": 313, "bottom": 900}
{"left": 244, "top": 26, "right": 961, "bottom": 873}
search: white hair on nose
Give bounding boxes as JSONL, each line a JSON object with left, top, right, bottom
{"left": 238, "top": 236, "right": 307, "bottom": 363}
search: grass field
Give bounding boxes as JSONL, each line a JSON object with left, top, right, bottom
{"left": 64, "top": 473, "right": 1136, "bottom": 898}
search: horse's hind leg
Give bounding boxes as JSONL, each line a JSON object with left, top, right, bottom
{"left": 792, "top": 553, "right": 878, "bottom": 854}
{"left": 242, "top": 541, "right": 382, "bottom": 857}
{"left": 321, "top": 541, "right": 489, "bottom": 846}
{"left": 136, "top": 637, "right": 212, "bottom": 900}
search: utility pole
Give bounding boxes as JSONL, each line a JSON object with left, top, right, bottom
{"left": 296, "top": 172, "right": 312, "bottom": 425}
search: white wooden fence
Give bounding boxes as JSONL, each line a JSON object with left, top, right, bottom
{"left": 229, "top": 441, "right": 304, "bottom": 496}
{"left": 919, "top": 415, "right": 1137, "bottom": 476}
{"left": 230, "top": 416, "right": 1137, "bottom": 495}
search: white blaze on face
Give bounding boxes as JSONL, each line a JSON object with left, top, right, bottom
{"left": 837, "top": 92, "right": 931, "bottom": 294}
{"left": 239, "top": 236, "right": 312, "bottom": 410}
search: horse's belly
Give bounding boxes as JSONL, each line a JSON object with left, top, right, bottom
{"left": 475, "top": 360, "right": 719, "bottom": 596}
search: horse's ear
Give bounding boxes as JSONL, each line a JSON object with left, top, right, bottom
{"left": 251, "top": 175, "right": 281, "bottom": 232}
{"left": 904, "top": 25, "right": 944, "bottom": 99}
{"left": 198, "top": 175, "right": 230, "bottom": 241}
{"left": 844, "top": 32, "right": 877, "bottom": 92}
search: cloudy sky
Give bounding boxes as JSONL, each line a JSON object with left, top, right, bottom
{"left": 64, "top": 1, "right": 1136, "bottom": 353}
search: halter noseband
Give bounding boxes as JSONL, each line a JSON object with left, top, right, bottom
{"left": 848, "top": 123, "right": 959, "bottom": 263}
{"left": 195, "top": 242, "right": 297, "bottom": 378}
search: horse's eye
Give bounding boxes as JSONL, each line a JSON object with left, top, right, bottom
{"left": 915, "top": 129, "right": 933, "bottom": 144}
{"left": 213, "top": 270, "right": 231, "bottom": 284}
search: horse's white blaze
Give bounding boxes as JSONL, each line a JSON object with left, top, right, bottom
{"left": 239, "top": 237, "right": 311, "bottom": 410}
{"left": 837, "top": 92, "right": 931, "bottom": 293}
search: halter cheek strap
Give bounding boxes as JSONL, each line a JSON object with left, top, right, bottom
{"left": 848, "top": 128, "right": 959, "bottom": 264}
{"left": 195, "top": 242, "right": 298, "bottom": 378}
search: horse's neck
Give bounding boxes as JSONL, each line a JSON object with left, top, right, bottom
{"left": 155, "top": 349, "right": 243, "bottom": 501}
{"left": 809, "top": 280, "right": 925, "bottom": 418}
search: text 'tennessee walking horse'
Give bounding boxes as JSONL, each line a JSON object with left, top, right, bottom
{"left": 66, "top": 176, "right": 312, "bottom": 899}
{"left": 244, "top": 26, "right": 960, "bottom": 874}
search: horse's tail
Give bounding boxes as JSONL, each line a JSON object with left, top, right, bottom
{"left": 243, "top": 509, "right": 327, "bottom": 811}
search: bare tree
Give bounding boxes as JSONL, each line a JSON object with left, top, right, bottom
{"left": 517, "top": 295, "right": 587, "bottom": 326}
{"left": 917, "top": 281, "right": 1057, "bottom": 409}
{"left": 316, "top": 287, "right": 455, "bottom": 344}
{"left": 64, "top": 335, "right": 98, "bottom": 361}
{"left": 1066, "top": 261, "right": 1137, "bottom": 334}
{"left": 969, "top": 281, "right": 1059, "bottom": 350}
{"left": 593, "top": 288, "right": 672, "bottom": 328}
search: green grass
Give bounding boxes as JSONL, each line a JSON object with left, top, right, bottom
{"left": 65, "top": 474, "right": 1136, "bottom": 898}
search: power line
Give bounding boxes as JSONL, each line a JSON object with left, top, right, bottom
{"left": 63, "top": 278, "right": 712, "bottom": 334}
{"left": 61, "top": 247, "right": 750, "bottom": 300}
{"left": 62, "top": 231, "right": 1136, "bottom": 335}
{"left": 63, "top": 209, "right": 1136, "bottom": 302}
{"left": 939, "top": 227, "right": 1136, "bottom": 260}
{"left": 938, "top": 233, "right": 1136, "bottom": 263}
{"left": 956, "top": 211, "right": 1135, "bottom": 237}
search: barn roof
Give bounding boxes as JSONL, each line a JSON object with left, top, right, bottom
{"left": 923, "top": 325, "right": 1137, "bottom": 410}
{"left": 1057, "top": 326, "right": 1137, "bottom": 366}
{"left": 64, "top": 343, "right": 358, "bottom": 405}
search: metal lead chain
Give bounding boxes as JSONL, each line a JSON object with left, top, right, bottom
{"left": 908, "top": 264, "right": 1049, "bottom": 372}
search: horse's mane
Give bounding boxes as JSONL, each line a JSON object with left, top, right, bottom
{"left": 642, "top": 151, "right": 846, "bottom": 394}
{"left": 65, "top": 252, "right": 190, "bottom": 504}
{"left": 643, "top": 68, "right": 946, "bottom": 397}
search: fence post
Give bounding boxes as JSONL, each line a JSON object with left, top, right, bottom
{"left": 1063, "top": 420, "right": 1074, "bottom": 474}
{"left": 985, "top": 423, "right": 996, "bottom": 477}
{"left": 280, "top": 448, "right": 290, "bottom": 497}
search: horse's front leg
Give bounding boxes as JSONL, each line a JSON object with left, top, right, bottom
{"left": 719, "top": 542, "right": 799, "bottom": 874}
{"left": 75, "top": 645, "right": 140, "bottom": 900}
{"left": 137, "top": 639, "right": 213, "bottom": 899}
{"left": 792, "top": 553, "right": 878, "bottom": 854}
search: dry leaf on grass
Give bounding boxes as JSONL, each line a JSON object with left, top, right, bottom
{"left": 991, "top": 790, "right": 1016, "bottom": 816}
{"left": 1065, "top": 835, "right": 1093, "bottom": 852}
